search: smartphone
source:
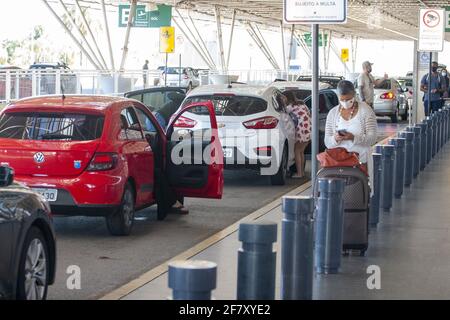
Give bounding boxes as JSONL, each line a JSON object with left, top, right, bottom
{"left": 337, "top": 129, "right": 348, "bottom": 136}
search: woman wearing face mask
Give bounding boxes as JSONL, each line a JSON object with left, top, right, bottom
{"left": 324, "top": 80, "right": 377, "bottom": 173}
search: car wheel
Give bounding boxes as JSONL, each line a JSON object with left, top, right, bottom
{"left": 17, "top": 227, "right": 49, "bottom": 300}
{"left": 270, "top": 145, "right": 288, "bottom": 186}
{"left": 106, "top": 183, "right": 135, "bottom": 236}
{"left": 391, "top": 107, "right": 399, "bottom": 123}
{"left": 401, "top": 105, "right": 409, "bottom": 121}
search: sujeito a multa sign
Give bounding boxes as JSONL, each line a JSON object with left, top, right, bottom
{"left": 118, "top": 4, "right": 172, "bottom": 28}
{"left": 283, "top": 0, "right": 347, "bottom": 24}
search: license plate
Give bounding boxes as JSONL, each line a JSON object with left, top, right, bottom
{"left": 223, "top": 148, "right": 233, "bottom": 158}
{"left": 32, "top": 188, "right": 58, "bottom": 202}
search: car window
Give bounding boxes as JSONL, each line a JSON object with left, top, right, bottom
{"left": 127, "top": 90, "right": 185, "bottom": 112}
{"left": 282, "top": 89, "right": 311, "bottom": 102}
{"left": 319, "top": 94, "right": 327, "bottom": 113}
{"left": 135, "top": 107, "right": 164, "bottom": 133}
{"left": 375, "top": 79, "right": 391, "bottom": 90}
{"left": 119, "top": 107, "right": 144, "bottom": 140}
{"left": 303, "top": 93, "right": 329, "bottom": 114}
{"left": 183, "top": 95, "right": 267, "bottom": 116}
{"left": 325, "top": 91, "right": 339, "bottom": 108}
{"left": 0, "top": 112, "right": 104, "bottom": 141}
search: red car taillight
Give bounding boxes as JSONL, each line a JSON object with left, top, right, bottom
{"left": 380, "top": 92, "right": 395, "bottom": 100}
{"left": 173, "top": 116, "right": 197, "bottom": 128}
{"left": 255, "top": 146, "right": 272, "bottom": 157}
{"left": 243, "top": 116, "right": 279, "bottom": 129}
{"left": 87, "top": 153, "right": 118, "bottom": 172}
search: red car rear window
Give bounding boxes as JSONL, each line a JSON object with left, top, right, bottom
{"left": 0, "top": 112, "right": 104, "bottom": 141}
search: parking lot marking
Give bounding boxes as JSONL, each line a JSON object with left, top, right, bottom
{"left": 99, "top": 181, "right": 311, "bottom": 300}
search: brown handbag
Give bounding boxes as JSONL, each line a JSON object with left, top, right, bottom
{"left": 317, "top": 147, "right": 368, "bottom": 175}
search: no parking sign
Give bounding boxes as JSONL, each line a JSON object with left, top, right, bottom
{"left": 418, "top": 8, "right": 445, "bottom": 52}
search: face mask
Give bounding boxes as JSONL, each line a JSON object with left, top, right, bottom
{"left": 443, "top": 72, "right": 447, "bottom": 77}
{"left": 432, "top": 67, "right": 438, "bottom": 72}
{"left": 340, "top": 99, "right": 355, "bottom": 109}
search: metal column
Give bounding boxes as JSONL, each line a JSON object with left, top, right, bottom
{"left": 311, "top": 24, "right": 319, "bottom": 181}
{"left": 101, "top": 0, "right": 115, "bottom": 71}
{"left": 214, "top": 6, "right": 226, "bottom": 72}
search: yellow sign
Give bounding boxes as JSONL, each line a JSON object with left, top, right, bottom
{"left": 341, "top": 48, "right": 349, "bottom": 62}
{"left": 160, "top": 26, "right": 175, "bottom": 53}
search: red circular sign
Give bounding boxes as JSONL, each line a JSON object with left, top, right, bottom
{"left": 423, "top": 9, "right": 441, "bottom": 28}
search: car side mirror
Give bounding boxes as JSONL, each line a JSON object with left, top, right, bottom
{"left": 0, "top": 165, "right": 14, "bottom": 187}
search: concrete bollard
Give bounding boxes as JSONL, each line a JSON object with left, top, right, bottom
{"left": 446, "top": 107, "right": 450, "bottom": 142}
{"left": 237, "top": 221, "right": 277, "bottom": 300}
{"left": 399, "top": 131, "right": 414, "bottom": 187}
{"left": 437, "top": 109, "right": 443, "bottom": 152}
{"left": 412, "top": 126, "right": 422, "bottom": 177}
{"left": 378, "top": 145, "right": 395, "bottom": 212}
{"left": 441, "top": 109, "right": 446, "bottom": 148}
{"left": 432, "top": 113, "right": 438, "bottom": 157}
{"left": 168, "top": 260, "right": 217, "bottom": 300}
{"left": 425, "top": 116, "right": 433, "bottom": 164}
{"left": 389, "top": 138, "right": 406, "bottom": 199}
{"left": 281, "top": 196, "right": 314, "bottom": 300}
{"left": 418, "top": 121, "right": 428, "bottom": 171}
{"left": 406, "top": 126, "right": 421, "bottom": 178}
{"left": 369, "top": 153, "right": 382, "bottom": 228}
{"left": 444, "top": 107, "right": 450, "bottom": 144}
{"left": 315, "top": 178, "right": 345, "bottom": 275}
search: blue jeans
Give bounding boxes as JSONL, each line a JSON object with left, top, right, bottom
{"left": 424, "top": 100, "right": 442, "bottom": 116}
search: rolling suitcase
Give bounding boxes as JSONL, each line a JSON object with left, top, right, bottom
{"left": 314, "top": 167, "right": 370, "bottom": 256}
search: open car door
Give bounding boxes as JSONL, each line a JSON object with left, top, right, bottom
{"left": 165, "top": 101, "right": 224, "bottom": 199}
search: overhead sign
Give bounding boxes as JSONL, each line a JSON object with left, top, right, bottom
{"left": 160, "top": 27, "right": 175, "bottom": 53}
{"left": 119, "top": 4, "right": 172, "bottom": 28}
{"left": 341, "top": 48, "right": 349, "bottom": 62}
{"left": 283, "top": 0, "right": 347, "bottom": 24}
{"left": 418, "top": 8, "right": 445, "bottom": 52}
{"left": 445, "top": 7, "right": 450, "bottom": 32}
{"left": 303, "top": 33, "right": 329, "bottom": 47}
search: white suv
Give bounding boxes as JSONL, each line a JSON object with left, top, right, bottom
{"left": 176, "top": 84, "right": 297, "bottom": 185}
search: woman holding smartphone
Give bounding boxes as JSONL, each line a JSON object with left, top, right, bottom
{"left": 324, "top": 80, "right": 377, "bottom": 172}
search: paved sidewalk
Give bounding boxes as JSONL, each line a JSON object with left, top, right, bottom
{"left": 122, "top": 135, "right": 450, "bottom": 300}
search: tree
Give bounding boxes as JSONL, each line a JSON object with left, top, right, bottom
{"left": 2, "top": 39, "right": 22, "bottom": 64}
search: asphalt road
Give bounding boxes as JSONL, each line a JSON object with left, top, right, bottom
{"left": 46, "top": 120, "right": 404, "bottom": 300}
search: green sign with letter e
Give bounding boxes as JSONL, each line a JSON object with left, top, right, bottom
{"left": 446, "top": 7, "right": 450, "bottom": 32}
{"left": 118, "top": 4, "right": 172, "bottom": 28}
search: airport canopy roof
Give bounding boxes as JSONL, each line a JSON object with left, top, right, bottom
{"left": 73, "top": 0, "right": 450, "bottom": 41}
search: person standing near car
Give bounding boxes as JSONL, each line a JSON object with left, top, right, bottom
{"left": 357, "top": 61, "right": 387, "bottom": 108}
{"left": 421, "top": 61, "right": 446, "bottom": 115}
{"left": 143, "top": 60, "right": 149, "bottom": 88}
{"left": 282, "top": 91, "right": 312, "bottom": 179}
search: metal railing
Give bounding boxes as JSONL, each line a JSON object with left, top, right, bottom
{"left": 0, "top": 68, "right": 341, "bottom": 103}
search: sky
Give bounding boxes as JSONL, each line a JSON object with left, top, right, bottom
{"left": 1, "top": 0, "right": 450, "bottom": 77}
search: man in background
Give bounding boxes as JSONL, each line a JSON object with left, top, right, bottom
{"left": 142, "top": 60, "right": 149, "bottom": 88}
{"left": 357, "top": 61, "right": 388, "bottom": 108}
{"left": 420, "top": 61, "right": 446, "bottom": 115}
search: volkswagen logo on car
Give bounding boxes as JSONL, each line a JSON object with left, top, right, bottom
{"left": 33, "top": 152, "right": 45, "bottom": 164}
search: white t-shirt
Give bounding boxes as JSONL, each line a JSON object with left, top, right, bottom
{"left": 336, "top": 112, "right": 369, "bottom": 163}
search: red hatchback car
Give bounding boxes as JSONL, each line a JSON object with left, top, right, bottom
{"left": 0, "top": 95, "right": 224, "bottom": 235}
